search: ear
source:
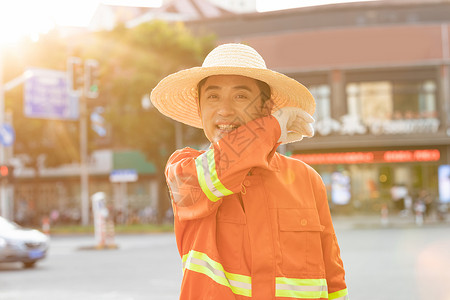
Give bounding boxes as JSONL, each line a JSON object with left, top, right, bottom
{"left": 262, "top": 99, "right": 274, "bottom": 116}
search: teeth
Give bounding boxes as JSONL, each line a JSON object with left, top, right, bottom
{"left": 217, "top": 124, "right": 237, "bottom": 130}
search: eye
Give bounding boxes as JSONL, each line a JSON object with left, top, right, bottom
{"left": 235, "top": 94, "right": 249, "bottom": 100}
{"left": 206, "top": 93, "right": 219, "bottom": 101}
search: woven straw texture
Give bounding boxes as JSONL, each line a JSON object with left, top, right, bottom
{"left": 150, "top": 43, "right": 315, "bottom": 128}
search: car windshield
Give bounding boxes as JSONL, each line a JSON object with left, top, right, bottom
{"left": 0, "top": 217, "right": 19, "bottom": 232}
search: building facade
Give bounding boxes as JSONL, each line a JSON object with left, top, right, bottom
{"left": 188, "top": 0, "right": 450, "bottom": 212}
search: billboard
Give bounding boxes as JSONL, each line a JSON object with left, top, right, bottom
{"left": 24, "top": 68, "right": 79, "bottom": 120}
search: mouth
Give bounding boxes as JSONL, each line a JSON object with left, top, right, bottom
{"left": 216, "top": 124, "right": 240, "bottom": 133}
{"left": 217, "top": 124, "right": 239, "bottom": 130}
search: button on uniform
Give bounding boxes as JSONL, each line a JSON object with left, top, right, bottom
{"left": 300, "top": 219, "right": 308, "bottom": 226}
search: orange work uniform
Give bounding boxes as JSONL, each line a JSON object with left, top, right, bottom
{"left": 166, "top": 115, "right": 349, "bottom": 300}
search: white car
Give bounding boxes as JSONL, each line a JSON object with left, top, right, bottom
{"left": 0, "top": 216, "right": 49, "bottom": 268}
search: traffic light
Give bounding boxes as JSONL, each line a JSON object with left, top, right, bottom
{"left": 67, "top": 57, "right": 84, "bottom": 95}
{"left": 0, "top": 165, "right": 14, "bottom": 182}
{"left": 85, "top": 59, "right": 99, "bottom": 99}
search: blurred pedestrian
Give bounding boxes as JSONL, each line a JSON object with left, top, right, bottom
{"left": 414, "top": 197, "right": 426, "bottom": 226}
{"left": 417, "top": 189, "right": 433, "bottom": 218}
{"left": 151, "top": 43, "right": 349, "bottom": 299}
{"left": 390, "top": 183, "right": 410, "bottom": 215}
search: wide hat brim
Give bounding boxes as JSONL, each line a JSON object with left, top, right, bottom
{"left": 150, "top": 44, "right": 315, "bottom": 128}
{"left": 151, "top": 60, "right": 315, "bottom": 129}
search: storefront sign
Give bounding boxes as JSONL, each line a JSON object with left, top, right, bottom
{"left": 314, "top": 115, "right": 440, "bottom": 136}
{"left": 109, "top": 169, "right": 138, "bottom": 183}
{"left": 370, "top": 118, "right": 440, "bottom": 135}
{"left": 292, "top": 149, "right": 440, "bottom": 165}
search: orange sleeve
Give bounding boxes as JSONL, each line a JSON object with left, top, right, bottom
{"left": 310, "top": 167, "right": 349, "bottom": 297}
{"left": 166, "top": 116, "right": 281, "bottom": 221}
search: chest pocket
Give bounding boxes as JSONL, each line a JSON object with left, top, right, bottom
{"left": 216, "top": 195, "right": 246, "bottom": 271}
{"left": 278, "top": 208, "right": 325, "bottom": 276}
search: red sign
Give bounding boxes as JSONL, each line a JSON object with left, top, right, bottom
{"left": 292, "top": 149, "right": 440, "bottom": 165}
{"left": 0, "top": 165, "right": 8, "bottom": 177}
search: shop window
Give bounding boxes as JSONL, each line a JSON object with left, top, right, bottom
{"left": 308, "top": 84, "right": 331, "bottom": 121}
{"left": 346, "top": 80, "right": 437, "bottom": 126}
{"left": 378, "top": 166, "right": 392, "bottom": 187}
{"left": 393, "top": 80, "right": 437, "bottom": 119}
{"left": 346, "top": 81, "right": 392, "bottom": 126}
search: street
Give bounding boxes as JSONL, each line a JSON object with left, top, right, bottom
{"left": 1, "top": 222, "right": 449, "bottom": 300}
{"left": 337, "top": 225, "right": 450, "bottom": 300}
{"left": 0, "top": 233, "right": 182, "bottom": 300}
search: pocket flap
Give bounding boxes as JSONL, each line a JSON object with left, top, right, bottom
{"left": 278, "top": 208, "right": 324, "bottom": 232}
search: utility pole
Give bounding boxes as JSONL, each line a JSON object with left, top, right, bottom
{"left": 0, "top": 48, "right": 6, "bottom": 218}
{"left": 0, "top": 52, "right": 41, "bottom": 220}
{"left": 0, "top": 49, "right": 14, "bottom": 220}
{"left": 67, "top": 57, "right": 99, "bottom": 226}
{"left": 79, "top": 92, "right": 89, "bottom": 226}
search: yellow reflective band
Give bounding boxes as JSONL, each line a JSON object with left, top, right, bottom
{"left": 328, "top": 288, "right": 349, "bottom": 300}
{"left": 182, "top": 250, "right": 252, "bottom": 297}
{"left": 195, "top": 155, "right": 221, "bottom": 202}
{"left": 276, "top": 289, "right": 328, "bottom": 299}
{"left": 182, "top": 251, "right": 252, "bottom": 284}
{"left": 276, "top": 277, "right": 327, "bottom": 287}
{"left": 195, "top": 150, "right": 233, "bottom": 202}
{"left": 206, "top": 150, "right": 233, "bottom": 197}
{"left": 276, "top": 277, "right": 328, "bottom": 299}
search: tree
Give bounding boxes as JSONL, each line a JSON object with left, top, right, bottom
{"left": 85, "top": 21, "right": 215, "bottom": 221}
{"left": 1, "top": 31, "right": 81, "bottom": 220}
{"left": 2, "top": 20, "right": 215, "bottom": 222}
{"left": 3, "top": 31, "right": 80, "bottom": 172}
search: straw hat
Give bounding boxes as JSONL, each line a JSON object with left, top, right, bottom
{"left": 150, "top": 43, "right": 315, "bottom": 128}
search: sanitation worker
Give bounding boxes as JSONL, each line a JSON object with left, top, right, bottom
{"left": 150, "top": 43, "right": 349, "bottom": 300}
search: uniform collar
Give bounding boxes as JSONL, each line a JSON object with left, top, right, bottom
{"left": 249, "top": 148, "right": 281, "bottom": 175}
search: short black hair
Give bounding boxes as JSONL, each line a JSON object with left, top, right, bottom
{"left": 197, "top": 76, "right": 271, "bottom": 105}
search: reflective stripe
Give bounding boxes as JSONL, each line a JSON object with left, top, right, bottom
{"left": 328, "top": 288, "right": 349, "bottom": 300}
{"left": 206, "top": 150, "right": 233, "bottom": 197}
{"left": 195, "top": 150, "right": 233, "bottom": 202}
{"left": 195, "top": 156, "right": 220, "bottom": 202}
{"left": 182, "top": 250, "right": 252, "bottom": 297}
{"left": 201, "top": 152, "right": 223, "bottom": 198}
{"left": 276, "top": 277, "right": 328, "bottom": 299}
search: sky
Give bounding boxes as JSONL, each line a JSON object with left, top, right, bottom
{"left": 0, "top": 0, "right": 373, "bottom": 45}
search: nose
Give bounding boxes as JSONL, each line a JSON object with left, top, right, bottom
{"left": 217, "top": 98, "right": 235, "bottom": 117}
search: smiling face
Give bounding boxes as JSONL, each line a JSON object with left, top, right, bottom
{"left": 198, "top": 75, "right": 272, "bottom": 144}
